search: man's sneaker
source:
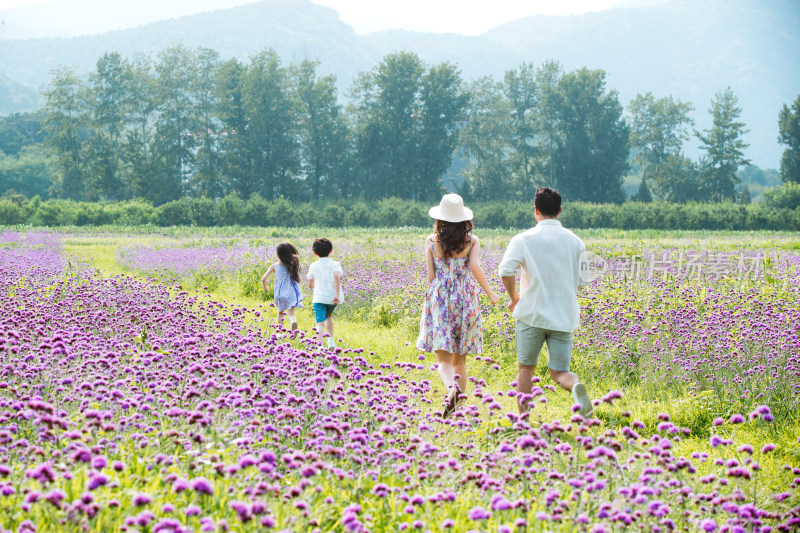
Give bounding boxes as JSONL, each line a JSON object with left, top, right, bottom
{"left": 572, "top": 383, "right": 593, "bottom": 417}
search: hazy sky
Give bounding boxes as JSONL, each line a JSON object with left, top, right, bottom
{"left": 0, "top": 0, "right": 640, "bottom": 35}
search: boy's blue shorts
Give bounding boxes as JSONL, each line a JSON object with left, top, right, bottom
{"left": 313, "top": 302, "right": 337, "bottom": 323}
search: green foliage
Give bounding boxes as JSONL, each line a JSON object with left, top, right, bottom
{"left": 551, "top": 67, "right": 630, "bottom": 203}
{"left": 635, "top": 178, "right": 653, "bottom": 203}
{"left": 696, "top": 87, "right": 750, "bottom": 202}
{"left": 628, "top": 92, "right": 695, "bottom": 201}
{"left": 764, "top": 182, "right": 800, "bottom": 210}
{"left": 350, "top": 51, "right": 468, "bottom": 201}
{"left": 0, "top": 111, "right": 46, "bottom": 156}
{"left": 2, "top": 196, "right": 799, "bottom": 230}
{"left": 238, "top": 263, "right": 272, "bottom": 301}
{"left": 778, "top": 94, "right": 800, "bottom": 184}
{"left": 0, "top": 145, "right": 56, "bottom": 199}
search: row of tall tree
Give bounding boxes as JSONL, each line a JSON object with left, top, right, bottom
{"left": 4, "top": 45, "right": 798, "bottom": 205}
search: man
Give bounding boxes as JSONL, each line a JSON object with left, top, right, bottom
{"left": 498, "top": 187, "right": 592, "bottom": 416}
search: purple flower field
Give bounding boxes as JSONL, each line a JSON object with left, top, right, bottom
{"left": 1, "top": 230, "right": 799, "bottom": 532}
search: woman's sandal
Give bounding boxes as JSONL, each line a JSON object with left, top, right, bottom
{"left": 441, "top": 388, "right": 460, "bottom": 419}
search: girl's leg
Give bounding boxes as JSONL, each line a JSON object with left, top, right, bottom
{"left": 286, "top": 308, "right": 297, "bottom": 329}
{"left": 277, "top": 311, "right": 285, "bottom": 327}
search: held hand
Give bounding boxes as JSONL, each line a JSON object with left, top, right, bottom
{"left": 508, "top": 295, "right": 519, "bottom": 313}
{"left": 488, "top": 292, "right": 501, "bottom": 305}
{"left": 333, "top": 297, "right": 340, "bottom": 304}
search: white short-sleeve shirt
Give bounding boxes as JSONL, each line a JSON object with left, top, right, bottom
{"left": 307, "top": 257, "right": 344, "bottom": 304}
{"left": 497, "top": 219, "right": 586, "bottom": 332}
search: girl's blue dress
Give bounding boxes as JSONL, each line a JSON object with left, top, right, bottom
{"left": 274, "top": 263, "right": 303, "bottom": 312}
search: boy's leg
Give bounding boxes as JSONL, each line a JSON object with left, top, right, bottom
{"left": 312, "top": 303, "right": 327, "bottom": 344}
{"left": 515, "top": 321, "right": 546, "bottom": 413}
{"left": 323, "top": 304, "right": 336, "bottom": 347}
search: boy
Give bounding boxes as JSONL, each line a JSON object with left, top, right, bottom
{"left": 497, "top": 187, "right": 593, "bottom": 417}
{"left": 307, "top": 238, "right": 343, "bottom": 350}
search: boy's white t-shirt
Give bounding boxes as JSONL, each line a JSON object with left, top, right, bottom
{"left": 307, "top": 257, "right": 344, "bottom": 304}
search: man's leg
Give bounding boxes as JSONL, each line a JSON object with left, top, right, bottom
{"left": 517, "top": 363, "right": 536, "bottom": 413}
{"left": 515, "top": 321, "right": 545, "bottom": 414}
{"left": 545, "top": 330, "right": 592, "bottom": 416}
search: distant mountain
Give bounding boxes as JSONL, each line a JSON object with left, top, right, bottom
{"left": 0, "top": 0, "right": 797, "bottom": 167}
{"left": 0, "top": 73, "right": 40, "bottom": 116}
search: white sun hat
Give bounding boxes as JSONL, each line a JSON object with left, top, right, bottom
{"left": 428, "top": 193, "right": 473, "bottom": 222}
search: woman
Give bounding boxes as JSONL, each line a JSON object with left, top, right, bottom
{"left": 416, "top": 194, "right": 501, "bottom": 418}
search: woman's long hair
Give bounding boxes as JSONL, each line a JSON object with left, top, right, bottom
{"left": 276, "top": 243, "right": 301, "bottom": 282}
{"left": 435, "top": 219, "right": 473, "bottom": 258}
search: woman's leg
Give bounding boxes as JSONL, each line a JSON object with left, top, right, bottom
{"left": 452, "top": 353, "right": 468, "bottom": 394}
{"left": 435, "top": 350, "right": 455, "bottom": 391}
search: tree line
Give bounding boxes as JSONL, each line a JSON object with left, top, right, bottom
{"left": 1, "top": 45, "right": 799, "bottom": 207}
{"left": 2, "top": 194, "right": 799, "bottom": 231}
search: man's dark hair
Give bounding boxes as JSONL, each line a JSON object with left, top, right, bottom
{"left": 312, "top": 238, "right": 333, "bottom": 257}
{"left": 534, "top": 187, "right": 561, "bottom": 217}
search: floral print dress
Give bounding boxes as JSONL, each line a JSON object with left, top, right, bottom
{"left": 416, "top": 241, "right": 483, "bottom": 354}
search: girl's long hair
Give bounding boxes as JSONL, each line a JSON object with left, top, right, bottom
{"left": 434, "top": 219, "right": 473, "bottom": 258}
{"left": 276, "top": 243, "right": 301, "bottom": 282}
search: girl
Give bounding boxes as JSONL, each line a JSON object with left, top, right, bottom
{"left": 416, "top": 194, "right": 501, "bottom": 418}
{"left": 261, "top": 243, "right": 303, "bottom": 330}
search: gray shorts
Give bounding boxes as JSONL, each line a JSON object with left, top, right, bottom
{"left": 516, "top": 322, "right": 573, "bottom": 371}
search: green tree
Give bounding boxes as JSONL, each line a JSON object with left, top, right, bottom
{"left": 122, "top": 54, "right": 158, "bottom": 202}
{"left": 290, "top": 59, "right": 346, "bottom": 201}
{"left": 414, "top": 61, "right": 468, "bottom": 200}
{"left": 778, "top": 94, "right": 800, "bottom": 184}
{"left": 350, "top": 51, "right": 424, "bottom": 200}
{"left": 42, "top": 66, "right": 88, "bottom": 200}
{"left": 738, "top": 184, "right": 751, "bottom": 204}
{"left": 696, "top": 87, "right": 750, "bottom": 202}
{"left": 628, "top": 92, "right": 694, "bottom": 200}
{"left": 87, "top": 52, "right": 128, "bottom": 200}
{"left": 215, "top": 58, "right": 250, "bottom": 199}
{"left": 550, "top": 68, "right": 629, "bottom": 203}
{"left": 503, "top": 62, "right": 538, "bottom": 197}
{"left": 0, "top": 145, "right": 56, "bottom": 198}
{"left": 634, "top": 178, "right": 652, "bottom": 202}
{"left": 459, "top": 76, "right": 512, "bottom": 200}
{"left": 152, "top": 45, "right": 199, "bottom": 205}
{"left": 532, "top": 61, "right": 564, "bottom": 189}
{"left": 351, "top": 52, "right": 467, "bottom": 201}
{"left": 0, "top": 111, "right": 45, "bottom": 157}
{"left": 242, "top": 49, "right": 298, "bottom": 200}
{"left": 661, "top": 154, "right": 704, "bottom": 203}
{"left": 190, "top": 47, "right": 223, "bottom": 199}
